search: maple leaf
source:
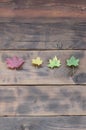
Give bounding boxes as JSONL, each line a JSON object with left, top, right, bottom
{"left": 6, "top": 56, "right": 25, "bottom": 69}
{"left": 48, "top": 56, "right": 61, "bottom": 68}
{"left": 32, "top": 57, "right": 43, "bottom": 66}
{"left": 67, "top": 56, "right": 79, "bottom": 67}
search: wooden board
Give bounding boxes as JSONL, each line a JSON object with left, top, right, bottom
{"left": 0, "top": 0, "right": 86, "bottom": 129}
{"left": 0, "top": 0, "right": 86, "bottom": 22}
{"left": 0, "top": 50, "right": 85, "bottom": 85}
{"left": 0, "top": 20, "right": 86, "bottom": 49}
{"left": 0, "top": 116, "right": 86, "bottom": 130}
{"left": 0, "top": 85, "right": 86, "bottom": 116}
{"left": 0, "top": 0, "right": 86, "bottom": 8}
{"left": 0, "top": 8, "right": 85, "bottom": 19}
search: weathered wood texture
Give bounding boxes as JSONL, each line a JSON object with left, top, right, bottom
{"left": 0, "top": 0, "right": 86, "bottom": 129}
{"left": 0, "top": 20, "right": 86, "bottom": 49}
{"left": 0, "top": 8, "right": 85, "bottom": 20}
{"left": 0, "top": 0, "right": 86, "bottom": 8}
{"left": 0, "top": 0, "right": 86, "bottom": 21}
{"left": 0, "top": 116, "right": 86, "bottom": 130}
{"left": 0, "top": 50, "right": 85, "bottom": 85}
{"left": 0, "top": 85, "right": 86, "bottom": 116}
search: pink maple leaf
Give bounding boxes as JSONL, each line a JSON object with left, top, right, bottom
{"left": 6, "top": 56, "right": 25, "bottom": 69}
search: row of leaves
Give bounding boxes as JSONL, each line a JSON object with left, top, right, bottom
{"left": 6, "top": 56, "right": 79, "bottom": 69}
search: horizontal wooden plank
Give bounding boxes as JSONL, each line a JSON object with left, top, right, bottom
{"left": 0, "top": 85, "right": 86, "bottom": 116}
{"left": 0, "top": 1, "right": 85, "bottom": 22}
{"left": 0, "top": 8, "right": 85, "bottom": 20}
{"left": 0, "top": 0, "right": 11, "bottom": 2}
{"left": 0, "top": 50, "right": 85, "bottom": 85}
{"left": 0, "top": 116, "right": 86, "bottom": 130}
{"left": 0, "top": 0, "right": 86, "bottom": 9}
{"left": 0, "top": 20, "right": 86, "bottom": 49}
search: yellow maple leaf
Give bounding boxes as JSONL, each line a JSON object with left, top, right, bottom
{"left": 32, "top": 57, "right": 43, "bottom": 66}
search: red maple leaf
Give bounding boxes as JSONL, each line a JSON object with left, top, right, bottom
{"left": 6, "top": 56, "right": 25, "bottom": 69}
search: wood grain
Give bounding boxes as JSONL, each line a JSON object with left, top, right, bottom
{"left": 0, "top": 85, "right": 86, "bottom": 116}
{"left": 0, "top": 0, "right": 11, "bottom": 2}
{"left": 0, "top": 0, "right": 86, "bottom": 23}
{"left": 0, "top": 8, "right": 85, "bottom": 19}
{"left": 0, "top": 0, "right": 86, "bottom": 9}
{"left": 0, "top": 116, "right": 86, "bottom": 130}
{"left": 0, "top": 20, "right": 86, "bottom": 49}
{"left": 0, "top": 0, "right": 86, "bottom": 19}
{"left": 0, "top": 50, "right": 85, "bottom": 85}
{"left": 0, "top": 0, "right": 85, "bottom": 129}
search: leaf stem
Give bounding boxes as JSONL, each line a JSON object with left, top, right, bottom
{"left": 72, "top": 66, "right": 75, "bottom": 75}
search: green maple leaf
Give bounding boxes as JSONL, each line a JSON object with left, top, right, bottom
{"left": 67, "top": 56, "right": 79, "bottom": 67}
{"left": 48, "top": 56, "right": 61, "bottom": 68}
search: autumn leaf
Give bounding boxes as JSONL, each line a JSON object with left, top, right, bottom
{"left": 6, "top": 56, "right": 25, "bottom": 69}
{"left": 48, "top": 56, "right": 61, "bottom": 68}
{"left": 32, "top": 57, "right": 43, "bottom": 66}
{"left": 67, "top": 56, "right": 79, "bottom": 67}
{"left": 67, "top": 56, "right": 80, "bottom": 76}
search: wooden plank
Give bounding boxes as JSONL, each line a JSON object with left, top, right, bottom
{"left": 0, "top": 85, "right": 86, "bottom": 116}
{"left": 0, "top": 0, "right": 86, "bottom": 19}
{"left": 0, "top": 20, "right": 86, "bottom": 49}
{"left": 0, "top": 0, "right": 86, "bottom": 5}
{"left": 0, "top": 1, "right": 85, "bottom": 22}
{"left": 0, "top": 50, "right": 85, "bottom": 85}
{"left": 0, "top": 0, "right": 11, "bottom": 2}
{"left": 0, "top": 8, "right": 85, "bottom": 19}
{"left": 0, "top": 0, "right": 86, "bottom": 9}
{"left": 0, "top": 116, "right": 86, "bottom": 130}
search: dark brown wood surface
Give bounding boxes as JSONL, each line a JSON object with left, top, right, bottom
{"left": 0, "top": 116, "right": 86, "bottom": 130}
{"left": 0, "top": 85, "right": 86, "bottom": 116}
{"left": 0, "top": 19, "right": 86, "bottom": 50}
{"left": 0, "top": 0, "right": 86, "bottom": 22}
{"left": 0, "top": 0, "right": 86, "bottom": 19}
{"left": 0, "top": 0, "right": 86, "bottom": 129}
{"left": 0, "top": 50, "right": 85, "bottom": 85}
